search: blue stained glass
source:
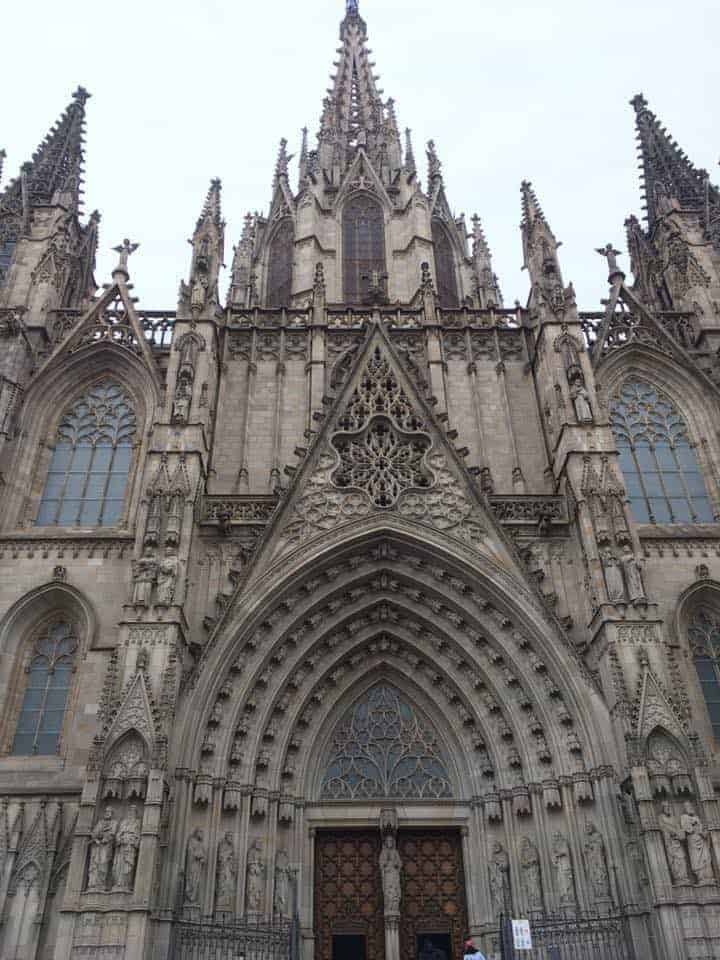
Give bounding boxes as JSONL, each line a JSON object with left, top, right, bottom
{"left": 610, "top": 380, "right": 712, "bottom": 525}
{"left": 37, "top": 382, "right": 136, "bottom": 528}
{"left": 12, "top": 621, "right": 78, "bottom": 756}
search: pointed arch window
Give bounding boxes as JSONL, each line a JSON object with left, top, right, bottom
{"left": 12, "top": 620, "right": 78, "bottom": 755}
{"left": 266, "top": 219, "right": 294, "bottom": 308}
{"left": 609, "top": 379, "right": 714, "bottom": 523}
{"left": 688, "top": 607, "right": 720, "bottom": 741}
{"left": 36, "top": 381, "right": 137, "bottom": 527}
{"left": 343, "top": 195, "right": 386, "bottom": 303}
{"left": 432, "top": 220, "right": 459, "bottom": 308}
{"left": 320, "top": 683, "right": 453, "bottom": 799}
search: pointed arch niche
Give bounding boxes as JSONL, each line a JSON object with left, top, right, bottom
{"left": 266, "top": 218, "right": 294, "bottom": 308}
{"left": 343, "top": 194, "right": 386, "bottom": 303}
{"left": 676, "top": 581, "right": 720, "bottom": 750}
{"left": 318, "top": 681, "right": 454, "bottom": 801}
{"left": 431, "top": 220, "right": 459, "bottom": 308}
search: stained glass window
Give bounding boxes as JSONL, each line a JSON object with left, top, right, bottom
{"left": 36, "top": 381, "right": 137, "bottom": 527}
{"left": 320, "top": 684, "right": 453, "bottom": 799}
{"left": 688, "top": 607, "right": 720, "bottom": 741}
{"left": 267, "top": 219, "right": 294, "bottom": 308}
{"left": 609, "top": 379, "right": 713, "bottom": 524}
{"left": 432, "top": 221, "right": 459, "bottom": 308}
{"left": 343, "top": 195, "right": 386, "bottom": 303}
{"left": 12, "top": 620, "right": 78, "bottom": 756}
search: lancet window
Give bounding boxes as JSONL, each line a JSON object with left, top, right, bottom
{"left": 320, "top": 683, "right": 453, "bottom": 799}
{"left": 609, "top": 379, "right": 713, "bottom": 523}
{"left": 432, "top": 220, "right": 459, "bottom": 307}
{"left": 12, "top": 619, "right": 78, "bottom": 755}
{"left": 688, "top": 607, "right": 720, "bottom": 741}
{"left": 343, "top": 195, "right": 386, "bottom": 303}
{"left": 36, "top": 381, "right": 137, "bottom": 527}
{"left": 266, "top": 219, "right": 294, "bottom": 307}
{"left": 0, "top": 238, "right": 16, "bottom": 286}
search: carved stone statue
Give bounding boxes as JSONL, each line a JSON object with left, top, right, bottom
{"left": 274, "top": 849, "right": 291, "bottom": 917}
{"left": 659, "top": 803, "right": 690, "bottom": 885}
{"left": 132, "top": 553, "right": 157, "bottom": 606}
{"left": 551, "top": 832, "right": 575, "bottom": 904}
{"left": 583, "top": 822, "right": 611, "bottom": 901}
{"left": 185, "top": 828, "right": 207, "bottom": 905}
{"left": 215, "top": 832, "right": 237, "bottom": 912}
{"left": 156, "top": 549, "right": 179, "bottom": 605}
{"left": 172, "top": 377, "right": 192, "bottom": 423}
{"left": 602, "top": 551, "right": 626, "bottom": 603}
{"left": 680, "top": 803, "right": 715, "bottom": 885}
{"left": 519, "top": 836, "right": 543, "bottom": 912}
{"left": 621, "top": 546, "right": 646, "bottom": 603}
{"left": 246, "top": 840, "right": 266, "bottom": 913}
{"left": 111, "top": 805, "right": 141, "bottom": 892}
{"left": 191, "top": 276, "right": 207, "bottom": 311}
{"left": 379, "top": 834, "right": 402, "bottom": 915}
{"left": 488, "top": 841, "right": 511, "bottom": 917}
{"left": 571, "top": 383, "right": 593, "bottom": 423}
{"left": 87, "top": 807, "right": 118, "bottom": 891}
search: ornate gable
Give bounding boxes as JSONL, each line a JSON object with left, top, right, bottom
{"left": 246, "top": 322, "right": 527, "bottom": 579}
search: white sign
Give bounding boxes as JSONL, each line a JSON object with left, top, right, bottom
{"left": 511, "top": 919, "right": 532, "bottom": 951}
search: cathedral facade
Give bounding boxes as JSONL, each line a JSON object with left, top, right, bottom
{"left": 1, "top": 2, "right": 720, "bottom": 958}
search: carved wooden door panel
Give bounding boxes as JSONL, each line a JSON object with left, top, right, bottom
{"left": 314, "top": 831, "right": 385, "bottom": 960}
{"left": 398, "top": 831, "right": 468, "bottom": 960}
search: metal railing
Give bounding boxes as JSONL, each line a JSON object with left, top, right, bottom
{"left": 171, "top": 914, "right": 296, "bottom": 960}
{"left": 499, "top": 908, "right": 640, "bottom": 960}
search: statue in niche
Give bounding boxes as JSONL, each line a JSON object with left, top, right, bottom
{"left": 246, "top": 840, "right": 266, "bottom": 913}
{"left": 557, "top": 334, "right": 582, "bottom": 383}
{"left": 172, "top": 376, "right": 192, "bottom": 424}
{"left": 274, "top": 849, "right": 291, "bottom": 917}
{"left": 583, "top": 822, "right": 611, "bottom": 901}
{"left": 379, "top": 834, "right": 403, "bottom": 915}
{"left": 488, "top": 841, "right": 511, "bottom": 917}
{"left": 156, "top": 548, "right": 179, "bottom": 605}
{"left": 185, "top": 828, "right": 207, "bottom": 905}
{"left": 519, "top": 836, "right": 543, "bottom": 912}
{"left": 191, "top": 276, "right": 208, "bottom": 312}
{"left": 602, "top": 551, "right": 626, "bottom": 603}
{"left": 571, "top": 382, "right": 593, "bottom": 423}
{"left": 551, "top": 832, "right": 576, "bottom": 905}
{"left": 620, "top": 546, "right": 646, "bottom": 603}
{"left": 215, "top": 832, "right": 237, "bottom": 912}
{"left": 680, "top": 803, "right": 715, "bottom": 885}
{"left": 112, "top": 805, "right": 141, "bottom": 892}
{"left": 132, "top": 553, "right": 157, "bottom": 606}
{"left": 659, "top": 803, "right": 690, "bottom": 885}
{"left": 87, "top": 807, "right": 118, "bottom": 891}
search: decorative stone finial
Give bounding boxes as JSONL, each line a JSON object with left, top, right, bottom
{"left": 112, "top": 239, "right": 140, "bottom": 280}
{"left": 595, "top": 243, "right": 624, "bottom": 282}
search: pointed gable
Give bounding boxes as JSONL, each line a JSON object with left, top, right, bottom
{"left": 248, "top": 322, "right": 525, "bottom": 577}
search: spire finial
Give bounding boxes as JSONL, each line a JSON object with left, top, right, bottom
{"left": 346, "top": 0, "right": 359, "bottom": 14}
{"left": 404, "top": 128, "right": 416, "bottom": 177}
{"left": 112, "top": 239, "right": 139, "bottom": 281}
{"left": 426, "top": 140, "right": 442, "bottom": 185}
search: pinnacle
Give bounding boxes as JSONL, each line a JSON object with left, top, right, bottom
{"left": 471, "top": 214, "right": 491, "bottom": 259}
{"left": 631, "top": 94, "right": 718, "bottom": 227}
{"left": 1, "top": 88, "right": 89, "bottom": 212}
{"left": 520, "top": 180, "right": 548, "bottom": 229}
{"left": 427, "top": 140, "right": 443, "bottom": 185}
{"left": 197, "top": 178, "right": 223, "bottom": 231}
{"left": 404, "top": 128, "right": 416, "bottom": 176}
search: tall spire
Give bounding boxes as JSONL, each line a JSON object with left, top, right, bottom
{"left": 1, "top": 87, "right": 90, "bottom": 213}
{"left": 520, "top": 181, "right": 570, "bottom": 316}
{"left": 631, "top": 93, "right": 719, "bottom": 229}
{"left": 315, "top": 0, "right": 401, "bottom": 183}
{"left": 471, "top": 215, "right": 503, "bottom": 308}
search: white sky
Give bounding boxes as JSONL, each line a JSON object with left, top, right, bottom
{"left": 3, "top": 0, "right": 719, "bottom": 310}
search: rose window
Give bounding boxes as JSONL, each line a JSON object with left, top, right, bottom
{"left": 332, "top": 417, "right": 432, "bottom": 508}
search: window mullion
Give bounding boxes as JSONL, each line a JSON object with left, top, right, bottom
{"left": 630, "top": 444, "right": 653, "bottom": 522}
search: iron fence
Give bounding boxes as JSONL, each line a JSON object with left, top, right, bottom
{"left": 499, "top": 907, "right": 638, "bottom": 960}
{"left": 170, "top": 914, "right": 296, "bottom": 960}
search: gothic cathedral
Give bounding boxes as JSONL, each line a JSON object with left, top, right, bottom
{"left": 1, "top": 3, "right": 720, "bottom": 959}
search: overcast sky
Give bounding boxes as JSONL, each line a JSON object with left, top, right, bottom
{"left": 3, "top": 0, "right": 718, "bottom": 310}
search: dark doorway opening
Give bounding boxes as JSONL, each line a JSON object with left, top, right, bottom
{"left": 333, "top": 933, "right": 367, "bottom": 960}
{"left": 416, "top": 932, "right": 452, "bottom": 960}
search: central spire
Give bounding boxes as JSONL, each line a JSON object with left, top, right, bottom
{"left": 315, "top": 0, "right": 402, "bottom": 185}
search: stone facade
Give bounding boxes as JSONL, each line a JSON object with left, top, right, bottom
{"left": 1, "top": 3, "right": 720, "bottom": 959}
